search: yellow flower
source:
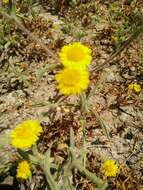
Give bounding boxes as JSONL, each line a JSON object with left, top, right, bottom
{"left": 2, "top": 0, "right": 9, "bottom": 4}
{"left": 101, "top": 159, "right": 119, "bottom": 177}
{"left": 128, "top": 83, "right": 134, "bottom": 90}
{"left": 59, "top": 42, "right": 92, "bottom": 68}
{"left": 133, "top": 83, "right": 141, "bottom": 92}
{"left": 55, "top": 67, "right": 89, "bottom": 95}
{"left": 10, "top": 120, "right": 42, "bottom": 149}
{"left": 16, "top": 160, "right": 31, "bottom": 180}
{"left": 128, "top": 83, "right": 141, "bottom": 93}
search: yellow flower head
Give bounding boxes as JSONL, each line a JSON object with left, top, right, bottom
{"left": 55, "top": 67, "right": 89, "bottom": 95}
{"left": 10, "top": 120, "right": 42, "bottom": 149}
{"left": 59, "top": 42, "right": 92, "bottom": 68}
{"left": 101, "top": 159, "right": 119, "bottom": 177}
{"left": 128, "top": 82, "right": 141, "bottom": 93}
{"left": 16, "top": 160, "right": 31, "bottom": 180}
{"left": 2, "top": 0, "right": 9, "bottom": 4}
{"left": 128, "top": 83, "right": 134, "bottom": 90}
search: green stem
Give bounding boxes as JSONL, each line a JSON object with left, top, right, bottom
{"left": 79, "top": 93, "right": 89, "bottom": 113}
{"left": 90, "top": 108, "right": 110, "bottom": 139}
{"left": 32, "top": 146, "right": 60, "bottom": 190}
{"left": 70, "top": 129, "right": 108, "bottom": 190}
{"left": 73, "top": 161, "right": 108, "bottom": 190}
{"left": 42, "top": 161, "right": 60, "bottom": 190}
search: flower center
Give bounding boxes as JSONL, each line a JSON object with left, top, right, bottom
{"left": 62, "top": 69, "right": 80, "bottom": 86}
{"left": 67, "top": 47, "right": 84, "bottom": 62}
{"left": 104, "top": 165, "right": 111, "bottom": 173}
{"left": 16, "top": 125, "right": 32, "bottom": 139}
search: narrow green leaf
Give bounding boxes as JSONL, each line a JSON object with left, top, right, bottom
{"left": 91, "top": 109, "right": 110, "bottom": 139}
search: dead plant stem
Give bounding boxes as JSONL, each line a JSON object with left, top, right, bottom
{"left": 2, "top": 11, "right": 59, "bottom": 62}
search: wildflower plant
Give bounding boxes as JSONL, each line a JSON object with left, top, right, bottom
{"left": 0, "top": 41, "right": 108, "bottom": 189}
{"left": 0, "top": 37, "right": 109, "bottom": 189}
{"left": 0, "top": 5, "right": 109, "bottom": 188}
{"left": 8, "top": 125, "right": 108, "bottom": 189}
{"left": 0, "top": 1, "right": 143, "bottom": 189}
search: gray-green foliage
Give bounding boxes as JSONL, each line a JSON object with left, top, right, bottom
{"left": 29, "top": 128, "right": 108, "bottom": 190}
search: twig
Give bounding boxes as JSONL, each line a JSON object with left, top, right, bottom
{"left": 1, "top": 11, "right": 59, "bottom": 62}
{"left": 87, "top": 145, "right": 110, "bottom": 148}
